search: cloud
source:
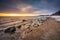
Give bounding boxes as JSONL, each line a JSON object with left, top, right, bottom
{"left": 32, "top": 10, "right": 53, "bottom": 15}
{"left": 0, "top": 0, "right": 60, "bottom": 15}
{"left": 20, "top": 5, "right": 33, "bottom": 12}
{"left": 17, "top": 4, "right": 37, "bottom": 13}
{"left": 40, "top": 0, "right": 48, "bottom": 4}
{"left": 16, "top": 3, "right": 53, "bottom": 15}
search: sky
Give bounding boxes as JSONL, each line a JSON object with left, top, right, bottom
{"left": 0, "top": 0, "right": 60, "bottom": 15}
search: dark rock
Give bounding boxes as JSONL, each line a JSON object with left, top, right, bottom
{"left": 22, "top": 19, "right": 26, "bottom": 22}
{"left": 4, "top": 26, "right": 16, "bottom": 33}
{"left": 17, "top": 25, "right": 21, "bottom": 29}
{"left": 37, "top": 25, "right": 39, "bottom": 26}
{"left": 22, "top": 24, "right": 26, "bottom": 25}
{"left": 0, "top": 30, "right": 3, "bottom": 32}
{"left": 52, "top": 10, "right": 60, "bottom": 15}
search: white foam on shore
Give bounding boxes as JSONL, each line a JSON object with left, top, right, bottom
{"left": 51, "top": 16, "right": 60, "bottom": 21}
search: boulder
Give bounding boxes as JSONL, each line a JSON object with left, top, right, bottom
{"left": 4, "top": 26, "right": 16, "bottom": 33}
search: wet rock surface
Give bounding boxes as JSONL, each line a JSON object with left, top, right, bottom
{"left": 4, "top": 26, "right": 16, "bottom": 33}
{"left": 22, "top": 18, "right": 60, "bottom": 40}
{"left": 0, "top": 17, "right": 60, "bottom": 40}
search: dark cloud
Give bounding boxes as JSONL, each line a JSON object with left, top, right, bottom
{"left": 0, "top": 0, "right": 18, "bottom": 12}
{"left": 0, "top": 0, "right": 60, "bottom": 14}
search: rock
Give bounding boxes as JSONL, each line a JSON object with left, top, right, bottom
{"left": 0, "top": 29, "right": 3, "bottom": 32}
{"left": 22, "top": 19, "right": 26, "bottom": 22}
{"left": 17, "top": 25, "right": 21, "bottom": 29}
{"left": 52, "top": 10, "right": 60, "bottom": 15}
{"left": 4, "top": 26, "right": 16, "bottom": 33}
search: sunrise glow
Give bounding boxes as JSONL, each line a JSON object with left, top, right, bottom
{"left": 0, "top": 13, "right": 40, "bottom": 16}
